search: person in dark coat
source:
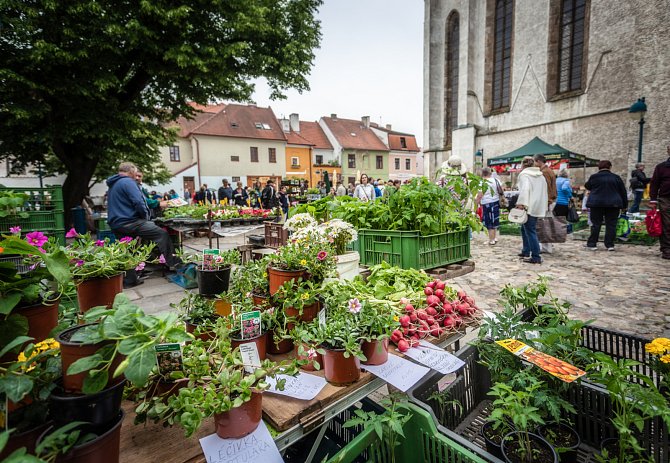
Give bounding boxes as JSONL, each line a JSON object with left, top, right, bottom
{"left": 218, "top": 180, "right": 233, "bottom": 205}
{"left": 584, "top": 160, "right": 628, "bottom": 251}
{"left": 278, "top": 186, "right": 289, "bottom": 219}
{"left": 260, "top": 179, "right": 279, "bottom": 209}
{"left": 628, "top": 163, "right": 651, "bottom": 213}
{"left": 649, "top": 146, "right": 670, "bottom": 259}
{"left": 233, "top": 182, "right": 249, "bottom": 206}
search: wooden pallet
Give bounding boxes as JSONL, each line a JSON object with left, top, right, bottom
{"left": 426, "top": 260, "right": 475, "bottom": 279}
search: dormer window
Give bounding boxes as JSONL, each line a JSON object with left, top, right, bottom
{"left": 231, "top": 122, "right": 239, "bottom": 128}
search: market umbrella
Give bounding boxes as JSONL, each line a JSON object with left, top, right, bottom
{"left": 323, "top": 171, "right": 331, "bottom": 193}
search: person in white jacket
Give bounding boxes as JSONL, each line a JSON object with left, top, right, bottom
{"left": 515, "top": 157, "right": 549, "bottom": 264}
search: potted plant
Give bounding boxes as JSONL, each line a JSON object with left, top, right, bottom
{"left": 267, "top": 241, "right": 310, "bottom": 295}
{"left": 358, "top": 298, "right": 397, "bottom": 366}
{"left": 645, "top": 336, "right": 670, "bottom": 397}
{"left": 229, "top": 256, "right": 272, "bottom": 308}
{"left": 224, "top": 312, "right": 268, "bottom": 361}
{"left": 180, "top": 248, "right": 239, "bottom": 297}
{"left": 272, "top": 279, "right": 320, "bottom": 323}
{"left": 261, "top": 304, "right": 295, "bottom": 355}
{"left": 321, "top": 219, "right": 359, "bottom": 280}
{"left": 136, "top": 336, "right": 300, "bottom": 439}
{"left": 174, "top": 292, "right": 218, "bottom": 341}
{"left": 290, "top": 321, "right": 323, "bottom": 371}
{"left": 62, "top": 231, "right": 154, "bottom": 313}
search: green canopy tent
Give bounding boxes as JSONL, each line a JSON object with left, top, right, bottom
{"left": 487, "top": 136, "right": 599, "bottom": 172}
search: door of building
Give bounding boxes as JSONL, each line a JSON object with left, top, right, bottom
{"left": 183, "top": 177, "right": 195, "bottom": 198}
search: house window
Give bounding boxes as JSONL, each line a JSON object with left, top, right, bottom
{"left": 315, "top": 155, "right": 323, "bottom": 165}
{"left": 231, "top": 155, "right": 240, "bottom": 162}
{"left": 291, "top": 157, "right": 300, "bottom": 167}
{"left": 348, "top": 154, "right": 356, "bottom": 169}
{"left": 405, "top": 158, "right": 411, "bottom": 170}
{"left": 445, "top": 11, "right": 460, "bottom": 146}
{"left": 400, "top": 137, "right": 407, "bottom": 149}
{"left": 268, "top": 148, "right": 276, "bottom": 163}
{"left": 558, "top": 0, "right": 587, "bottom": 93}
{"left": 376, "top": 156, "right": 383, "bottom": 170}
{"left": 490, "top": 0, "right": 514, "bottom": 111}
{"left": 232, "top": 176, "right": 240, "bottom": 182}
{"left": 250, "top": 147, "right": 258, "bottom": 162}
{"left": 395, "top": 158, "right": 400, "bottom": 170}
{"left": 169, "top": 146, "right": 180, "bottom": 162}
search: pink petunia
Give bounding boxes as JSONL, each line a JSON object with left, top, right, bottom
{"left": 348, "top": 298, "right": 362, "bottom": 314}
{"left": 9, "top": 226, "right": 21, "bottom": 235}
{"left": 75, "top": 260, "right": 84, "bottom": 267}
{"left": 158, "top": 254, "right": 166, "bottom": 264}
{"left": 135, "top": 262, "right": 145, "bottom": 272}
{"left": 65, "top": 228, "right": 79, "bottom": 239}
{"left": 317, "top": 251, "right": 328, "bottom": 261}
{"left": 94, "top": 240, "right": 105, "bottom": 247}
{"left": 119, "top": 236, "right": 134, "bottom": 243}
{"left": 26, "top": 231, "right": 48, "bottom": 248}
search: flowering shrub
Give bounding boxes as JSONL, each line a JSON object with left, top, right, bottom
{"left": 646, "top": 337, "right": 670, "bottom": 393}
{"left": 321, "top": 219, "right": 357, "bottom": 255}
{"left": 283, "top": 213, "right": 317, "bottom": 232}
{"left": 283, "top": 215, "right": 356, "bottom": 255}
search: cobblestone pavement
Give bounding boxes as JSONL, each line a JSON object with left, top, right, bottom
{"left": 452, "top": 233, "right": 670, "bottom": 339}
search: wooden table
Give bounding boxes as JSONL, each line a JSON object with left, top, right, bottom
{"left": 119, "top": 330, "right": 467, "bottom": 463}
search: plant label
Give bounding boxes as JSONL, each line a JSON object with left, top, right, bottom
{"left": 404, "top": 340, "right": 466, "bottom": 374}
{"left": 318, "top": 308, "right": 326, "bottom": 326}
{"left": 437, "top": 373, "right": 457, "bottom": 392}
{"left": 496, "top": 339, "right": 586, "bottom": 383}
{"left": 155, "top": 343, "right": 184, "bottom": 376}
{"left": 265, "top": 373, "right": 327, "bottom": 401}
{"left": 239, "top": 343, "right": 261, "bottom": 374}
{"left": 240, "top": 310, "right": 262, "bottom": 340}
{"left": 199, "top": 420, "right": 283, "bottom": 463}
{"left": 361, "top": 354, "right": 430, "bottom": 392}
{"left": 202, "top": 248, "right": 220, "bottom": 270}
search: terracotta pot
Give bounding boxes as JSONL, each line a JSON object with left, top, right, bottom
{"left": 0, "top": 421, "right": 51, "bottom": 460}
{"left": 19, "top": 299, "right": 60, "bottom": 344}
{"left": 185, "top": 320, "right": 215, "bottom": 341}
{"left": 214, "top": 298, "right": 232, "bottom": 317}
{"left": 214, "top": 392, "right": 262, "bottom": 439}
{"left": 76, "top": 274, "right": 123, "bottom": 313}
{"left": 285, "top": 301, "right": 320, "bottom": 323}
{"left": 251, "top": 293, "right": 269, "bottom": 310}
{"left": 230, "top": 331, "right": 267, "bottom": 361}
{"left": 295, "top": 344, "right": 323, "bottom": 372}
{"left": 267, "top": 266, "right": 308, "bottom": 295}
{"left": 266, "top": 330, "right": 294, "bottom": 355}
{"left": 322, "top": 347, "right": 361, "bottom": 385}
{"left": 38, "top": 411, "right": 124, "bottom": 463}
{"left": 57, "top": 324, "right": 125, "bottom": 393}
{"left": 361, "top": 338, "right": 389, "bottom": 365}
{"left": 196, "top": 266, "right": 231, "bottom": 297}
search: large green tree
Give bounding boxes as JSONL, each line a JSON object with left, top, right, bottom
{"left": 0, "top": 0, "right": 322, "bottom": 221}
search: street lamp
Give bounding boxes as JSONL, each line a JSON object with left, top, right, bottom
{"left": 628, "top": 97, "right": 647, "bottom": 163}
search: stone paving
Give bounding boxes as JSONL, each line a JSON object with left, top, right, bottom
{"left": 131, "top": 232, "right": 670, "bottom": 340}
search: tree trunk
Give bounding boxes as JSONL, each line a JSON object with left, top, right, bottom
{"left": 62, "top": 157, "right": 99, "bottom": 228}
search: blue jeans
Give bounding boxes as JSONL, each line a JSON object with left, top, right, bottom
{"left": 628, "top": 190, "right": 643, "bottom": 213}
{"left": 520, "top": 215, "right": 540, "bottom": 260}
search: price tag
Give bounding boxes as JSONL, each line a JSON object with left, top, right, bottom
{"left": 241, "top": 311, "right": 262, "bottom": 340}
{"left": 155, "top": 343, "right": 184, "bottom": 377}
{"left": 239, "top": 343, "right": 261, "bottom": 374}
{"left": 318, "top": 308, "right": 326, "bottom": 326}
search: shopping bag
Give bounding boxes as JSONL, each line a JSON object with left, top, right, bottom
{"left": 616, "top": 214, "right": 631, "bottom": 239}
{"left": 646, "top": 208, "right": 662, "bottom": 237}
{"left": 476, "top": 205, "right": 483, "bottom": 221}
{"left": 566, "top": 203, "right": 580, "bottom": 223}
{"left": 536, "top": 217, "right": 567, "bottom": 243}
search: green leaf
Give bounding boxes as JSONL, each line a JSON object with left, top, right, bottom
{"left": 0, "top": 374, "right": 33, "bottom": 402}
{"left": 118, "top": 334, "right": 152, "bottom": 355}
{"left": 82, "top": 369, "right": 109, "bottom": 394}
{"left": 0, "top": 336, "right": 33, "bottom": 358}
{"left": 67, "top": 354, "right": 104, "bottom": 375}
{"left": 0, "top": 293, "right": 22, "bottom": 315}
{"left": 123, "top": 348, "right": 157, "bottom": 386}
{"left": 42, "top": 248, "right": 71, "bottom": 285}
{"left": 0, "top": 314, "right": 28, "bottom": 349}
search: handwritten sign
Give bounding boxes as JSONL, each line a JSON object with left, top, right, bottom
{"left": 199, "top": 420, "right": 283, "bottom": 463}
{"left": 265, "top": 372, "right": 327, "bottom": 401}
{"left": 361, "top": 354, "right": 430, "bottom": 392}
{"left": 404, "top": 340, "right": 466, "bottom": 374}
{"left": 496, "top": 339, "right": 586, "bottom": 383}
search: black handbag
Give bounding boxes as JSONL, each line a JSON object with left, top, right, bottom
{"left": 566, "top": 201, "right": 579, "bottom": 223}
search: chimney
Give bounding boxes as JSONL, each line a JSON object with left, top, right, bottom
{"left": 279, "top": 118, "right": 290, "bottom": 132}
{"left": 386, "top": 124, "right": 392, "bottom": 130}
{"left": 330, "top": 113, "right": 337, "bottom": 120}
{"left": 362, "top": 116, "right": 370, "bottom": 128}
{"left": 289, "top": 113, "right": 300, "bottom": 132}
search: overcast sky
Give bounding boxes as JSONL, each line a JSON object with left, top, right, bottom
{"left": 251, "top": 0, "right": 424, "bottom": 146}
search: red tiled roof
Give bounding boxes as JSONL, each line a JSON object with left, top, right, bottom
{"left": 286, "top": 130, "right": 314, "bottom": 146}
{"left": 388, "top": 133, "right": 420, "bottom": 152}
{"left": 299, "top": 121, "right": 333, "bottom": 150}
{"left": 321, "top": 117, "right": 388, "bottom": 151}
{"left": 188, "top": 102, "right": 227, "bottom": 113}
{"left": 171, "top": 112, "right": 217, "bottom": 138}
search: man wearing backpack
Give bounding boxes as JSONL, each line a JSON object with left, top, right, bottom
{"left": 260, "top": 179, "right": 279, "bottom": 209}
{"left": 628, "top": 163, "right": 650, "bottom": 213}
{"left": 649, "top": 146, "right": 670, "bottom": 260}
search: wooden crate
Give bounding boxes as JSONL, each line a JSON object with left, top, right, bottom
{"left": 264, "top": 221, "right": 288, "bottom": 249}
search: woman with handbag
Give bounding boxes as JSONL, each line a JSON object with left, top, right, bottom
{"left": 353, "top": 173, "right": 376, "bottom": 202}
{"left": 475, "top": 167, "right": 501, "bottom": 245}
{"left": 515, "top": 157, "right": 548, "bottom": 264}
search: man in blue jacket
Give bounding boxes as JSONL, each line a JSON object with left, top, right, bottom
{"left": 106, "top": 162, "right": 181, "bottom": 277}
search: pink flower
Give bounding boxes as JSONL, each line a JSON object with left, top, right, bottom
{"left": 37, "top": 247, "right": 46, "bottom": 254}
{"left": 348, "top": 298, "right": 362, "bottom": 314}
{"left": 65, "top": 228, "right": 79, "bottom": 239}
{"left": 135, "top": 262, "right": 145, "bottom": 272}
{"left": 307, "top": 348, "right": 317, "bottom": 360}
{"left": 26, "top": 231, "right": 48, "bottom": 248}
{"left": 75, "top": 260, "right": 84, "bottom": 267}
{"left": 317, "top": 251, "right": 328, "bottom": 261}
{"left": 9, "top": 226, "right": 21, "bottom": 235}
{"left": 94, "top": 240, "right": 105, "bottom": 247}
{"left": 119, "top": 236, "right": 134, "bottom": 243}
{"left": 158, "top": 254, "right": 166, "bottom": 264}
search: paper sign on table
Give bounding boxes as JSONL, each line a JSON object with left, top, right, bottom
{"left": 265, "top": 372, "right": 327, "bottom": 401}
{"left": 404, "top": 340, "right": 466, "bottom": 374}
{"left": 361, "top": 354, "right": 430, "bottom": 392}
{"left": 239, "top": 343, "right": 261, "bottom": 374}
{"left": 496, "top": 339, "right": 586, "bottom": 383}
{"left": 199, "top": 420, "right": 283, "bottom": 463}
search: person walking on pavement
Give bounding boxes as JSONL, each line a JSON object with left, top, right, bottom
{"left": 649, "top": 146, "right": 670, "bottom": 259}
{"left": 534, "top": 154, "right": 557, "bottom": 254}
{"left": 218, "top": 180, "right": 233, "bottom": 205}
{"left": 261, "top": 179, "right": 279, "bottom": 209}
{"left": 516, "top": 157, "right": 548, "bottom": 264}
{"left": 554, "top": 169, "right": 573, "bottom": 218}
{"left": 628, "top": 163, "right": 651, "bottom": 213}
{"left": 475, "top": 167, "right": 502, "bottom": 245}
{"left": 584, "top": 160, "right": 628, "bottom": 251}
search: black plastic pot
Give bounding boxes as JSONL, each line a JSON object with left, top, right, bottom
{"left": 501, "top": 431, "right": 558, "bottom": 463}
{"left": 538, "top": 423, "right": 580, "bottom": 463}
{"left": 48, "top": 379, "right": 126, "bottom": 428}
{"left": 481, "top": 421, "right": 510, "bottom": 460}
{"left": 196, "top": 266, "right": 231, "bottom": 296}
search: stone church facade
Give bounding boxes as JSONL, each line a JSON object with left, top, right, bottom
{"left": 423, "top": 0, "right": 670, "bottom": 182}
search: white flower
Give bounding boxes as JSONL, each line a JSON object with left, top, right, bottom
{"left": 284, "top": 213, "right": 317, "bottom": 231}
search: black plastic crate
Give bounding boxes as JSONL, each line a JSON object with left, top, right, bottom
{"left": 0, "top": 254, "right": 32, "bottom": 274}
{"left": 408, "top": 344, "right": 669, "bottom": 463}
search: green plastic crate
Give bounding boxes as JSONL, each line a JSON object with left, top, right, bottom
{"left": 326, "top": 402, "right": 487, "bottom": 463}
{"left": 0, "top": 185, "right": 65, "bottom": 236}
{"left": 357, "top": 228, "right": 470, "bottom": 270}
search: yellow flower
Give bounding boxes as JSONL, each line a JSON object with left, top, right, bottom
{"left": 17, "top": 352, "right": 27, "bottom": 363}
{"left": 661, "top": 354, "right": 670, "bottom": 364}
{"left": 393, "top": 316, "right": 399, "bottom": 322}
{"left": 263, "top": 273, "right": 267, "bottom": 278}
{"left": 301, "top": 293, "right": 309, "bottom": 300}
{"left": 300, "top": 259, "right": 307, "bottom": 266}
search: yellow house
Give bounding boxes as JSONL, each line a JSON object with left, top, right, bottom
{"left": 284, "top": 133, "right": 313, "bottom": 181}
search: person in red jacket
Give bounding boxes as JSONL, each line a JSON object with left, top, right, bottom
{"left": 649, "top": 146, "right": 670, "bottom": 260}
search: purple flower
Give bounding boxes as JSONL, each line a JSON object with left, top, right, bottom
{"left": 348, "top": 298, "right": 362, "bottom": 314}
{"left": 158, "top": 254, "right": 166, "bottom": 264}
{"left": 26, "top": 231, "right": 48, "bottom": 248}
{"left": 94, "top": 240, "right": 105, "bottom": 247}
{"left": 9, "top": 226, "right": 21, "bottom": 235}
{"left": 317, "top": 251, "right": 328, "bottom": 261}
{"left": 135, "top": 262, "right": 145, "bottom": 272}
{"left": 119, "top": 236, "right": 134, "bottom": 243}
{"left": 65, "top": 228, "right": 79, "bottom": 239}
{"left": 75, "top": 260, "right": 84, "bottom": 267}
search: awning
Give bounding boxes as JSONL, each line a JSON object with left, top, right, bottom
{"left": 486, "top": 137, "right": 599, "bottom": 172}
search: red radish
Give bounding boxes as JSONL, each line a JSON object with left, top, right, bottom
{"left": 443, "top": 316, "right": 456, "bottom": 329}
{"left": 408, "top": 337, "right": 420, "bottom": 347}
{"left": 426, "top": 316, "right": 435, "bottom": 326}
{"left": 458, "top": 307, "right": 470, "bottom": 316}
{"left": 465, "top": 296, "right": 475, "bottom": 306}
{"left": 397, "top": 339, "right": 409, "bottom": 352}
{"left": 409, "top": 312, "right": 418, "bottom": 323}
{"left": 435, "top": 289, "right": 445, "bottom": 300}
{"left": 419, "top": 320, "right": 430, "bottom": 335}
{"left": 457, "top": 290, "right": 466, "bottom": 300}
{"left": 442, "top": 302, "right": 453, "bottom": 314}
{"left": 426, "top": 295, "right": 440, "bottom": 307}
{"left": 427, "top": 280, "right": 437, "bottom": 289}
{"left": 426, "top": 307, "right": 437, "bottom": 317}
{"left": 391, "top": 329, "right": 403, "bottom": 343}
{"left": 408, "top": 328, "right": 416, "bottom": 337}
{"left": 452, "top": 315, "right": 463, "bottom": 327}
{"left": 417, "top": 309, "right": 428, "bottom": 321}
{"left": 430, "top": 324, "right": 443, "bottom": 337}
{"left": 435, "top": 280, "right": 446, "bottom": 291}
{"left": 424, "top": 287, "right": 434, "bottom": 296}
{"left": 402, "top": 327, "right": 410, "bottom": 336}
{"left": 405, "top": 304, "right": 415, "bottom": 313}
{"left": 399, "top": 315, "right": 410, "bottom": 327}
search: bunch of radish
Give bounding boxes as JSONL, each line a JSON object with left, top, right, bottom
{"left": 390, "top": 279, "right": 481, "bottom": 352}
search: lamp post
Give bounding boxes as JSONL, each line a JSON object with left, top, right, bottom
{"left": 628, "top": 97, "right": 647, "bottom": 163}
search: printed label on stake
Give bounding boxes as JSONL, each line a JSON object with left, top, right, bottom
{"left": 318, "top": 308, "right": 326, "bottom": 326}
{"left": 202, "top": 248, "right": 220, "bottom": 270}
{"left": 241, "top": 311, "right": 262, "bottom": 340}
{"left": 155, "top": 343, "right": 184, "bottom": 377}
{"left": 239, "top": 343, "right": 261, "bottom": 374}
{"left": 496, "top": 339, "right": 586, "bottom": 383}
